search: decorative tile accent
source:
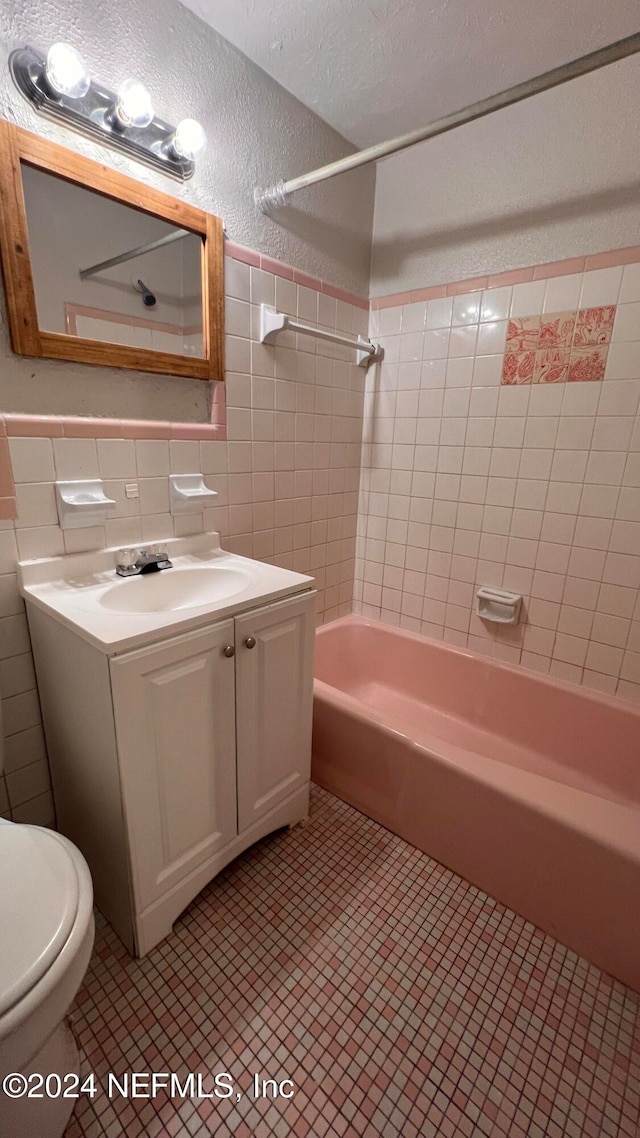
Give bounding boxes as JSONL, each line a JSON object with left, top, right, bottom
{"left": 502, "top": 350, "right": 536, "bottom": 385}
{"left": 501, "top": 307, "right": 617, "bottom": 386}
{"left": 63, "top": 785, "right": 640, "bottom": 1138}
{"left": 573, "top": 305, "right": 616, "bottom": 347}
{"left": 539, "top": 310, "right": 576, "bottom": 349}
{"left": 568, "top": 347, "right": 609, "bottom": 383}
{"left": 506, "top": 315, "right": 540, "bottom": 352}
{"left": 534, "top": 348, "right": 571, "bottom": 384}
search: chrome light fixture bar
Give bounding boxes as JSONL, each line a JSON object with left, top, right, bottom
{"left": 9, "top": 45, "right": 206, "bottom": 182}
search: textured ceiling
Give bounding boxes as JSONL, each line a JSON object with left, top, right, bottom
{"left": 178, "top": 0, "right": 640, "bottom": 147}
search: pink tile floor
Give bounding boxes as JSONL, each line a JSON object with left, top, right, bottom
{"left": 65, "top": 785, "right": 639, "bottom": 1138}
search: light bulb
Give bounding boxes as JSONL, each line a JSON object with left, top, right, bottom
{"left": 173, "top": 118, "right": 206, "bottom": 161}
{"left": 45, "top": 42, "right": 90, "bottom": 99}
{"left": 115, "top": 79, "right": 154, "bottom": 128}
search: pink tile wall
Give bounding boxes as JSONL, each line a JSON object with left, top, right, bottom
{"left": 0, "top": 253, "right": 368, "bottom": 826}
{"left": 357, "top": 261, "right": 640, "bottom": 704}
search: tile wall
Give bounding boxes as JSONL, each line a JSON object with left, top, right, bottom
{"left": 2, "top": 241, "right": 639, "bottom": 827}
{"left": 357, "top": 261, "right": 640, "bottom": 703}
{"left": 0, "top": 251, "right": 368, "bottom": 825}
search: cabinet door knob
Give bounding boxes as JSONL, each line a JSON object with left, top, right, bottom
{"left": 223, "top": 645, "right": 235, "bottom": 658}
{"left": 245, "top": 636, "right": 256, "bottom": 649}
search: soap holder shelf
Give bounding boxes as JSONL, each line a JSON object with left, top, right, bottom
{"left": 55, "top": 480, "right": 117, "bottom": 529}
{"left": 169, "top": 474, "right": 218, "bottom": 514}
{"left": 476, "top": 586, "right": 522, "bottom": 625}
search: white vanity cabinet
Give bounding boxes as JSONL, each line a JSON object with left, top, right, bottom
{"left": 109, "top": 593, "right": 314, "bottom": 931}
{"left": 235, "top": 595, "right": 314, "bottom": 832}
{"left": 26, "top": 580, "right": 315, "bottom": 958}
{"left": 110, "top": 620, "right": 238, "bottom": 915}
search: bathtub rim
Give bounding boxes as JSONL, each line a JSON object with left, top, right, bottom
{"left": 313, "top": 616, "right": 640, "bottom": 863}
{"left": 316, "top": 613, "right": 640, "bottom": 718}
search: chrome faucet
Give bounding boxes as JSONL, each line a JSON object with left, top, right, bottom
{"left": 115, "top": 547, "right": 173, "bottom": 577}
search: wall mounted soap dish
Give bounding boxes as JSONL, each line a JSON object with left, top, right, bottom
{"left": 476, "top": 586, "right": 522, "bottom": 625}
{"left": 169, "top": 474, "right": 218, "bottom": 514}
{"left": 55, "top": 480, "right": 117, "bottom": 529}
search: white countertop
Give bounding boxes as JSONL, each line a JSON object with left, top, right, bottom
{"left": 18, "top": 533, "right": 315, "bottom": 655}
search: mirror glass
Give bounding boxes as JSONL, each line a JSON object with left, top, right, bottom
{"left": 21, "top": 164, "right": 204, "bottom": 358}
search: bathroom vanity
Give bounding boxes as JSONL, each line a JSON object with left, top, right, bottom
{"left": 19, "top": 534, "right": 315, "bottom": 956}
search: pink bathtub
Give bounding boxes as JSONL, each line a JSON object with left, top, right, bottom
{"left": 312, "top": 616, "right": 640, "bottom": 991}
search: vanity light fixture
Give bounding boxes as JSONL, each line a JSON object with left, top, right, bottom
{"left": 45, "top": 42, "right": 90, "bottom": 99}
{"left": 171, "top": 118, "right": 208, "bottom": 161}
{"left": 114, "top": 78, "right": 154, "bottom": 129}
{"left": 9, "top": 44, "right": 206, "bottom": 181}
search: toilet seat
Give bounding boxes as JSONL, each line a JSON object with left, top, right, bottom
{"left": 0, "top": 823, "right": 83, "bottom": 1020}
{"left": 0, "top": 820, "right": 94, "bottom": 1137}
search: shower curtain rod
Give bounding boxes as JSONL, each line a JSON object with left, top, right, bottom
{"left": 79, "top": 228, "right": 191, "bottom": 280}
{"left": 254, "top": 32, "right": 640, "bottom": 213}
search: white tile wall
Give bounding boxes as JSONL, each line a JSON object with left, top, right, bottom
{"left": 4, "top": 255, "right": 638, "bottom": 825}
{"left": 0, "top": 260, "right": 368, "bottom": 825}
{"left": 357, "top": 264, "right": 640, "bottom": 703}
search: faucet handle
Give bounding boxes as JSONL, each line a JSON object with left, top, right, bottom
{"left": 147, "top": 544, "right": 169, "bottom": 560}
{"left": 115, "top": 547, "right": 139, "bottom": 570}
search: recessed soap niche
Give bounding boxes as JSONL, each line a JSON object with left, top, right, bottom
{"left": 476, "top": 587, "right": 522, "bottom": 626}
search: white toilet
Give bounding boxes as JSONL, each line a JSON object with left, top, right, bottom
{"left": 0, "top": 816, "right": 95, "bottom": 1137}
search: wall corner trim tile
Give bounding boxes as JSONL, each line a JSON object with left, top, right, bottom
{"left": 371, "top": 243, "right": 640, "bottom": 310}
{"left": 0, "top": 437, "right": 17, "bottom": 517}
{"left": 2, "top": 415, "right": 223, "bottom": 440}
{"left": 224, "top": 238, "right": 370, "bottom": 310}
{"left": 0, "top": 415, "right": 226, "bottom": 504}
{"left": 0, "top": 497, "right": 17, "bottom": 520}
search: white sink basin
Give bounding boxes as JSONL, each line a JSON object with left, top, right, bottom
{"left": 18, "top": 533, "right": 314, "bottom": 654}
{"left": 98, "top": 566, "right": 251, "bottom": 613}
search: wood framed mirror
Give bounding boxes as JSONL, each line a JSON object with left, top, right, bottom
{"left": 0, "top": 122, "right": 224, "bottom": 381}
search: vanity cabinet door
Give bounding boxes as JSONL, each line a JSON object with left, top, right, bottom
{"left": 235, "top": 592, "right": 315, "bottom": 833}
{"left": 110, "top": 621, "right": 237, "bottom": 910}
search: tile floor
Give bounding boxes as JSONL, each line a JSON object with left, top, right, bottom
{"left": 64, "top": 785, "right": 639, "bottom": 1138}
